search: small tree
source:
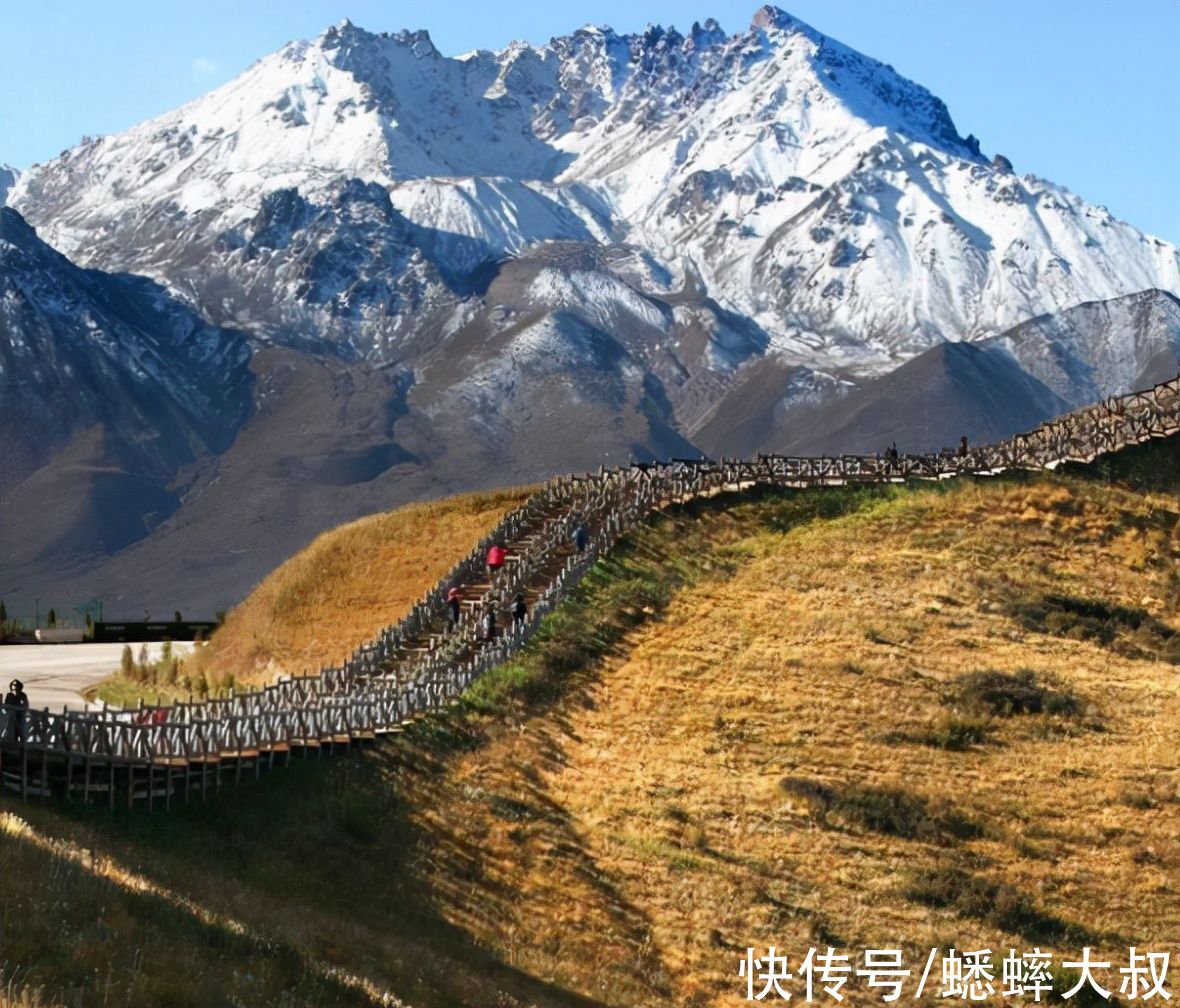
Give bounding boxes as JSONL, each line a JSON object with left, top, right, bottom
{"left": 84, "top": 614, "right": 94, "bottom": 637}
{"left": 173, "top": 610, "right": 182, "bottom": 623}
{"left": 0, "top": 600, "right": 7, "bottom": 623}
{"left": 47, "top": 608, "right": 56, "bottom": 628}
{"left": 121, "top": 645, "right": 134, "bottom": 678}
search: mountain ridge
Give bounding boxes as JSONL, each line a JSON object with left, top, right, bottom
{"left": 9, "top": 6, "right": 1177, "bottom": 370}
{"left": 2, "top": 7, "right": 1178, "bottom": 617}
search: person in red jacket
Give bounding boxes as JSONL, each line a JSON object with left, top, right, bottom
{"left": 486, "top": 544, "right": 507, "bottom": 571}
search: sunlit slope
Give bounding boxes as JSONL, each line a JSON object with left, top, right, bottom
{"left": 208, "top": 486, "right": 531, "bottom": 682}
{"left": 392, "top": 454, "right": 1179, "bottom": 1005}
{"left": 10, "top": 442, "right": 1178, "bottom": 1008}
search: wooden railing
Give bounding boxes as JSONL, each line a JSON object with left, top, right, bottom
{"left": 2, "top": 374, "right": 1176, "bottom": 808}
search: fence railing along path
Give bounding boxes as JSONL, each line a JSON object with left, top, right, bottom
{"left": 2, "top": 374, "right": 1177, "bottom": 808}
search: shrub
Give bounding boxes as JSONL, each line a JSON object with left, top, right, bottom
{"left": 951, "top": 668, "right": 1081, "bottom": 717}
{"left": 780, "top": 778, "right": 980, "bottom": 841}
{"left": 904, "top": 865, "right": 1091, "bottom": 944}
{"left": 1005, "top": 591, "right": 1178, "bottom": 663}
{"left": 887, "top": 715, "right": 993, "bottom": 751}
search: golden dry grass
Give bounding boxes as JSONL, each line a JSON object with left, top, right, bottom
{"left": 94, "top": 486, "right": 531, "bottom": 701}
{"left": 389, "top": 473, "right": 1180, "bottom": 1006}
{"left": 9, "top": 460, "right": 1179, "bottom": 1007}
{"left": 212, "top": 485, "right": 532, "bottom": 681}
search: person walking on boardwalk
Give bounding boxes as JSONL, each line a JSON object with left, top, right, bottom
{"left": 447, "top": 586, "right": 462, "bottom": 630}
{"left": 482, "top": 603, "right": 497, "bottom": 642}
{"left": 511, "top": 593, "right": 527, "bottom": 630}
{"left": 486, "top": 543, "right": 507, "bottom": 573}
{"left": 4, "top": 679, "right": 28, "bottom": 743}
{"left": 572, "top": 521, "right": 589, "bottom": 554}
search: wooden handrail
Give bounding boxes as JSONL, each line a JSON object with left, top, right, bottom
{"left": 3, "top": 374, "right": 1176, "bottom": 808}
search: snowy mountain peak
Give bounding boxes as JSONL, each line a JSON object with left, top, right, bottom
{"left": 750, "top": 5, "right": 807, "bottom": 33}
{"left": 6, "top": 10, "right": 1179, "bottom": 380}
{"left": 316, "top": 19, "right": 439, "bottom": 61}
{"left": 688, "top": 18, "right": 728, "bottom": 49}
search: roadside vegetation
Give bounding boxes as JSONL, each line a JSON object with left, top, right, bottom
{"left": 2, "top": 440, "right": 1177, "bottom": 1006}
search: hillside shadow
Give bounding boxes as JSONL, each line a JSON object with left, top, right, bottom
{"left": 24, "top": 745, "right": 615, "bottom": 1008}
{"left": 13, "top": 495, "right": 744, "bottom": 1006}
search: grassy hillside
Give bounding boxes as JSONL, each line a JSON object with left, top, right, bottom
{"left": 93, "top": 486, "right": 531, "bottom": 703}
{"left": 7, "top": 442, "right": 1179, "bottom": 1007}
{"left": 381, "top": 454, "right": 1179, "bottom": 1005}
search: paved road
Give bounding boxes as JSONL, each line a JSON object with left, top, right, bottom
{"left": 0, "top": 643, "right": 193, "bottom": 710}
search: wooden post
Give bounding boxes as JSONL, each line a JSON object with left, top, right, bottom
{"left": 39, "top": 713, "right": 48, "bottom": 804}
{"left": 234, "top": 718, "right": 244, "bottom": 785}
{"left": 147, "top": 751, "right": 155, "bottom": 814}
{"left": 65, "top": 741, "right": 73, "bottom": 804}
{"left": 182, "top": 728, "right": 191, "bottom": 804}
{"left": 162, "top": 733, "right": 171, "bottom": 813}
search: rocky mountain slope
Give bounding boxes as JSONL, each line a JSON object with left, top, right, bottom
{"left": 775, "top": 289, "right": 1180, "bottom": 455}
{"left": 0, "top": 208, "right": 252, "bottom": 572}
{"left": 9, "top": 7, "right": 1179, "bottom": 376}
{"left": 2, "top": 6, "right": 1178, "bottom": 616}
{"left": 0, "top": 166, "right": 16, "bottom": 205}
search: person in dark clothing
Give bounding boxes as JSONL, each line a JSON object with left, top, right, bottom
{"left": 572, "top": 522, "right": 589, "bottom": 553}
{"left": 511, "top": 593, "right": 527, "bottom": 629}
{"left": 447, "top": 587, "right": 462, "bottom": 630}
{"left": 5, "top": 679, "right": 28, "bottom": 743}
{"left": 482, "top": 604, "right": 497, "bottom": 642}
{"left": 958, "top": 435, "right": 969, "bottom": 458}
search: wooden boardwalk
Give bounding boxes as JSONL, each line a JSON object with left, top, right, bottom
{"left": 2, "top": 375, "right": 1177, "bottom": 809}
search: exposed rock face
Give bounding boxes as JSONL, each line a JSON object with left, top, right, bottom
{"left": 0, "top": 206, "right": 253, "bottom": 569}
{"left": 0, "top": 165, "right": 16, "bottom": 205}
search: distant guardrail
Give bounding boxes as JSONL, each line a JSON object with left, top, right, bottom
{"left": 91, "top": 621, "right": 220, "bottom": 643}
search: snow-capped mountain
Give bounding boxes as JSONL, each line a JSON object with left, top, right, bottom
{"left": 9, "top": 7, "right": 1178, "bottom": 375}
{"left": 3, "top": 6, "right": 1179, "bottom": 616}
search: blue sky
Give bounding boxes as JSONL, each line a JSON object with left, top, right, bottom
{"left": 2, "top": 1, "right": 1177, "bottom": 241}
